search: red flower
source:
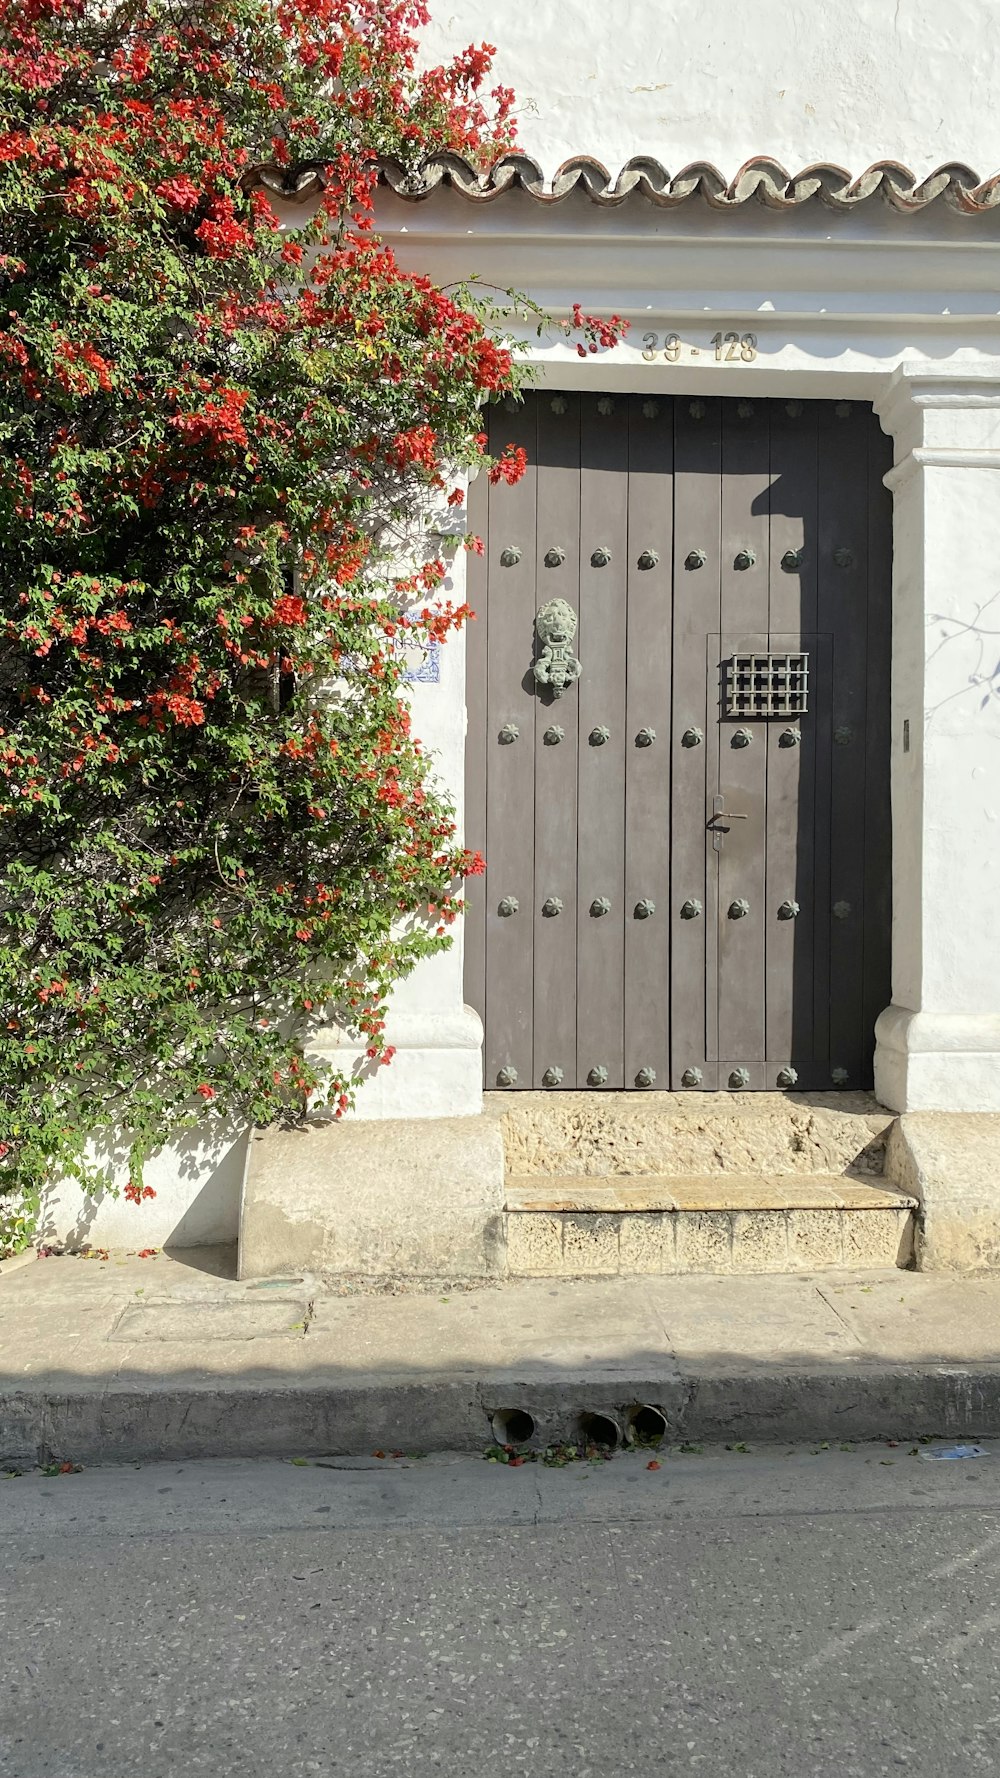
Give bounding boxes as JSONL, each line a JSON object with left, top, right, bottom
{"left": 123, "top": 1182, "right": 157, "bottom": 1204}
{"left": 155, "top": 176, "right": 201, "bottom": 213}
{"left": 170, "top": 386, "right": 249, "bottom": 452}
{"left": 194, "top": 198, "right": 255, "bottom": 261}
{"left": 268, "top": 593, "right": 307, "bottom": 626}
{"left": 388, "top": 424, "right": 438, "bottom": 473}
{"left": 488, "top": 445, "right": 527, "bottom": 486}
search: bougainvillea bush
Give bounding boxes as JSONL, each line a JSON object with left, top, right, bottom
{"left": 0, "top": 0, "right": 540, "bottom": 1250}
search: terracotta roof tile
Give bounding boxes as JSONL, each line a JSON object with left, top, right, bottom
{"left": 248, "top": 153, "right": 1000, "bottom": 215}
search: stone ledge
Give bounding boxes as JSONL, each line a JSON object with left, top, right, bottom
{"left": 505, "top": 1173, "right": 916, "bottom": 1213}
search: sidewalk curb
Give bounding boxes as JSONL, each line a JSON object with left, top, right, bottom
{"left": 5, "top": 1363, "right": 1000, "bottom": 1466}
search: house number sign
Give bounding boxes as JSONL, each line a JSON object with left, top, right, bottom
{"left": 642, "top": 331, "right": 758, "bottom": 363}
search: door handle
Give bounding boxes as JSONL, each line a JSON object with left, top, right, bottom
{"left": 708, "top": 796, "right": 749, "bottom": 851}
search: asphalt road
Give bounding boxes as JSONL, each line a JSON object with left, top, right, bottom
{"left": 2, "top": 1443, "right": 1000, "bottom": 1777}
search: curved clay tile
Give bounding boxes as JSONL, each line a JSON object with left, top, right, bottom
{"left": 243, "top": 153, "right": 1000, "bottom": 214}
{"left": 373, "top": 152, "right": 1000, "bottom": 213}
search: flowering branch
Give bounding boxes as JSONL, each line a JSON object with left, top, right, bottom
{"left": 0, "top": 0, "right": 527, "bottom": 1249}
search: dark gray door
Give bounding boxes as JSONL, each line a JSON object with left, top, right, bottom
{"left": 465, "top": 394, "right": 891, "bottom": 1091}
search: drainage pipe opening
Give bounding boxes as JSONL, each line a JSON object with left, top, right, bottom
{"left": 627, "top": 1405, "right": 668, "bottom": 1446}
{"left": 578, "top": 1412, "right": 621, "bottom": 1450}
{"left": 490, "top": 1408, "right": 536, "bottom": 1446}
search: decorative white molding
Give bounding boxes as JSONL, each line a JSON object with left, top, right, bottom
{"left": 362, "top": 175, "right": 1000, "bottom": 391}
{"left": 875, "top": 364, "right": 1000, "bottom": 473}
{"left": 884, "top": 447, "right": 1000, "bottom": 488}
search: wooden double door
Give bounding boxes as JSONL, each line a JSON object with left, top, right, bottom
{"left": 464, "top": 393, "right": 892, "bottom": 1091}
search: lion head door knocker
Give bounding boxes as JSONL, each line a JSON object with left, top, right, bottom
{"left": 532, "top": 598, "right": 581, "bottom": 700}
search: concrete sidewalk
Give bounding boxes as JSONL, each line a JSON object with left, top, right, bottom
{"left": 3, "top": 1247, "right": 1000, "bottom": 1464}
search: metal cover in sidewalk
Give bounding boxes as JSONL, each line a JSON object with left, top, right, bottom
{"left": 110, "top": 1300, "right": 309, "bottom": 1342}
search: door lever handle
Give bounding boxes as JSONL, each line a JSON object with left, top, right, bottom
{"left": 708, "top": 796, "right": 749, "bottom": 850}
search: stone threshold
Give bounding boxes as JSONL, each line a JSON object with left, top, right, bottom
{"left": 504, "top": 1178, "right": 917, "bottom": 1274}
{"left": 504, "top": 1173, "right": 917, "bottom": 1214}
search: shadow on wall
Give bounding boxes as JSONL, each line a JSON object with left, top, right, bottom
{"left": 37, "top": 1123, "right": 249, "bottom": 1252}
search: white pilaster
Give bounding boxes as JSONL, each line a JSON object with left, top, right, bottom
{"left": 874, "top": 364, "right": 1000, "bottom": 1111}
{"left": 312, "top": 504, "right": 484, "bottom": 1120}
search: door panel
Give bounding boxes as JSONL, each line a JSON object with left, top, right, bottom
{"left": 763, "top": 634, "right": 824, "bottom": 1074}
{"left": 670, "top": 398, "right": 722, "bottom": 1089}
{"left": 623, "top": 397, "right": 673, "bottom": 1092}
{"left": 531, "top": 396, "right": 581, "bottom": 1087}
{"left": 715, "top": 637, "right": 769, "bottom": 1079}
{"left": 709, "top": 631, "right": 831, "bottom": 1090}
{"left": 466, "top": 394, "right": 892, "bottom": 1093}
{"left": 481, "top": 399, "right": 537, "bottom": 1091}
{"left": 577, "top": 394, "right": 629, "bottom": 1089}
{"left": 715, "top": 402, "right": 771, "bottom": 1084}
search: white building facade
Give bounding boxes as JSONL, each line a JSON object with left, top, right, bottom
{"left": 47, "top": 0, "right": 1000, "bottom": 1267}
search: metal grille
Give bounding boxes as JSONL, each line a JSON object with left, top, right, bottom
{"left": 724, "top": 652, "right": 809, "bottom": 718}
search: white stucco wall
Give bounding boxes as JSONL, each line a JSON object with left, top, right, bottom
{"left": 39, "top": 1126, "right": 248, "bottom": 1253}
{"left": 423, "top": 0, "right": 1000, "bottom": 180}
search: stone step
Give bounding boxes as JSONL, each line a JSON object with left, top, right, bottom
{"left": 504, "top": 1173, "right": 917, "bottom": 1276}
{"left": 488, "top": 1091, "right": 894, "bottom": 1180}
